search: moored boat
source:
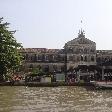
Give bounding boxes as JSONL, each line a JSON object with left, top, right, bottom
{"left": 91, "top": 81, "right": 112, "bottom": 89}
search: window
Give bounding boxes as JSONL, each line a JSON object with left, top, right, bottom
{"left": 37, "top": 55, "right": 42, "bottom": 61}
{"left": 25, "top": 54, "right": 29, "bottom": 61}
{"left": 69, "top": 56, "right": 73, "bottom": 61}
{"left": 81, "top": 55, "right": 83, "bottom": 61}
{"left": 91, "top": 56, "right": 94, "bottom": 61}
{"left": 69, "top": 48, "right": 73, "bottom": 53}
{"left": 33, "top": 54, "right": 37, "bottom": 62}
{"left": 90, "top": 49, "right": 95, "bottom": 53}
{"left": 84, "top": 56, "right": 87, "bottom": 61}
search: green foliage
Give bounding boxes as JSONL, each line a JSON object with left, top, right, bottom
{"left": 31, "top": 68, "right": 45, "bottom": 76}
{"left": 0, "top": 17, "right": 23, "bottom": 81}
{"left": 79, "top": 80, "right": 84, "bottom": 83}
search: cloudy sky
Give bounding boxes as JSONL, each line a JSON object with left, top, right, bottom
{"left": 0, "top": 0, "right": 112, "bottom": 50}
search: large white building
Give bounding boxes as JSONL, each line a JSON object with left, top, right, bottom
{"left": 20, "top": 29, "right": 112, "bottom": 77}
{"left": 65, "top": 30, "right": 96, "bottom": 69}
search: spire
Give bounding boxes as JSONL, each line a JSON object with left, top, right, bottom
{"left": 78, "top": 20, "right": 85, "bottom": 38}
{"left": 78, "top": 29, "right": 85, "bottom": 38}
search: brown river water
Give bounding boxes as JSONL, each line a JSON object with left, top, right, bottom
{"left": 0, "top": 86, "right": 112, "bottom": 112}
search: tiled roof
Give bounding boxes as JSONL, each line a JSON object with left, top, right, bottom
{"left": 19, "top": 48, "right": 64, "bottom": 53}
{"left": 20, "top": 48, "right": 46, "bottom": 53}
{"left": 97, "top": 50, "right": 112, "bottom": 55}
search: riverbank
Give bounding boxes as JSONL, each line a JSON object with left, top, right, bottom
{"left": 0, "top": 81, "right": 26, "bottom": 86}
{"left": 0, "top": 81, "right": 95, "bottom": 87}
{"left": 26, "top": 82, "right": 95, "bottom": 87}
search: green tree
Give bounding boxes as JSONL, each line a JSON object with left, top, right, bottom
{"left": 0, "top": 17, "right": 23, "bottom": 82}
{"left": 32, "top": 68, "right": 45, "bottom": 76}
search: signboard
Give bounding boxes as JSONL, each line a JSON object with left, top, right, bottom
{"left": 56, "top": 73, "right": 65, "bottom": 82}
{"left": 41, "top": 77, "right": 51, "bottom": 83}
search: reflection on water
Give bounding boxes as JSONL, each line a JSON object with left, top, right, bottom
{"left": 0, "top": 86, "right": 112, "bottom": 112}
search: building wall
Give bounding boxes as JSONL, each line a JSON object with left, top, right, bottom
{"left": 20, "top": 48, "right": 65, "bottom": 72}
{"left": 20, "top": 49, "right": 112, "bottom": 72}
{"left": 19, "top": 32, "right": 112, "bottom": 73}
{"left": 64, "top": 30, "right": 96, "bottom": 70}
{"left": 96, "top": 50, "right": 112, "bottom": 66}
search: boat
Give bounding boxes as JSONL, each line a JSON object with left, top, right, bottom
{"left": 91, "top": 81, "right": 112, "bottom": 89}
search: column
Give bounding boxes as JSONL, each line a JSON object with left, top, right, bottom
{"left": 102, "top": 66, "right": 104, "bottom": 81}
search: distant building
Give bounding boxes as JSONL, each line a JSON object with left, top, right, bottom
{"left": 64, "top": 30, "right": 96, "bottom": 69}
{"left": 19, "top": 29, "right": 112, "bottom": 78}
{"left": 20, "top": 48, "right": 65, "bottom": 72}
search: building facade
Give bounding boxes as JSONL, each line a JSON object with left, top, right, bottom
{"left": 20, "top": 30, "right": 112, "bottom": 77}
{"left": 64, "top": 30, "right": 96, "bottom": 70}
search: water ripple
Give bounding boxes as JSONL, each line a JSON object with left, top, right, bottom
{"left": 0, "top": 86, "right": 112, "bottom": 112}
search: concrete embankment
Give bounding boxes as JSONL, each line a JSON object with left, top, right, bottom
{"left": 0, "top": 81, "right": 94, "bottom": 87}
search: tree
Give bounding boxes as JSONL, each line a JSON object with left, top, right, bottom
{"left": 32, "top": 67, "right": 45, "bottom": 76}
{"left": 0, "top": 17, "right": 23, "bottom": 82}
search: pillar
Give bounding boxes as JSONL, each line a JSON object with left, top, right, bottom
{"left": 102, "top": 66, "right": 105, "bottom": 81}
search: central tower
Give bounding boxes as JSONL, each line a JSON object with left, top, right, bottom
{"left": 64, "top": 29, "right": 96, "bottom": 70}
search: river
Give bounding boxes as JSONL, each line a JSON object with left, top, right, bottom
{"left": 0, "top": 86, "right": 112, "bottom": 112}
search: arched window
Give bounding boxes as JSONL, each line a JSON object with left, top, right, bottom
{"left": 49, "top": 55, "right": 53, "bottom": 62}
{"left": 68, "top": 47, "right": 73, "bottom": 53}
{"left": 38, "top": 54, "right": 42, "bottom": 61}
{"left": 33, "top": 54, "right": 37, "bottom": 62}
{"left": 91, "top": 56, "right": 94, "bottom": 61}
{"left": 81, "top": 55, "right": 83, "bottom": 61}
{"left": 84, "top": 56, "right": 87, "bottom": 61}
{"left": 44, "top": 65, "right": 49, "bottom": 72}
{"left": 45, "top": 55, "right": 49, "bottom": 61}
{"left": 90, "top": 49, "right": 95, "bottom": 53}
{"left": 53, "top": 65, "right": 57, "bottom": 72}
{"left": 25, "top": 54, "right": 29, "bottom": 61}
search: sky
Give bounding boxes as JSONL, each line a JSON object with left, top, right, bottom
{"left": 0, "top": 0, "right": 112, "bottom": 50}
